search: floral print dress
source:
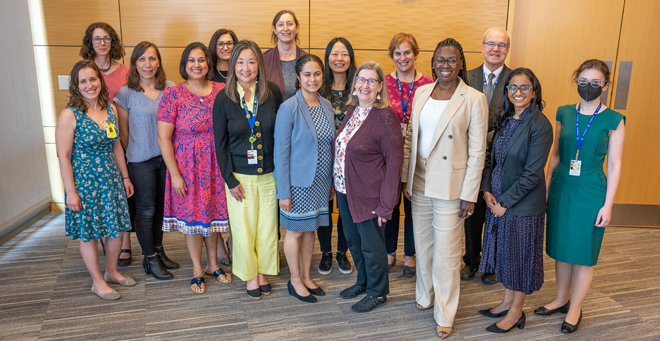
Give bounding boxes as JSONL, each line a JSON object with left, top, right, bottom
{"left": 65, "top": 106, "right": 131, "bottom": 242}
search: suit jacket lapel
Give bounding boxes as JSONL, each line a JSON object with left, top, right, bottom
{"left": 502, "top": 106, "right": 537, "bottom": 164}
{"left": 296, "top": 91, "right": 318, "bottom": 145}
{"left": 428, "top": 79, "right": 467, "bottom": 154}
{"left": 472, "top": 65, "right": 484, "bottom": 92}
{"left": 489, "top": 64, "right": 511, "bottom": 114}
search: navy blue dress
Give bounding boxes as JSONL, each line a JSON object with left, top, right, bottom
{"left": 478, "top": 109, "right": 545, "bottom": 295}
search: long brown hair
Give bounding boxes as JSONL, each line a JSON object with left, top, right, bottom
{"left": 67, "top": 60, "right": 109, "bottom": 113}
{"left": 126, "top": 41, "right": 167, "bottom": 92}
{"left": 209, "top": 28, "right": 239, "bottom": 68}
{"left": 79, "top": 22, "right": 125, "bottom": 61}
{"left": 224, "top": 40, "right": 272, "bottom": 105}
{"left": 271, "top": 9, "right": 300, "bottom": 45}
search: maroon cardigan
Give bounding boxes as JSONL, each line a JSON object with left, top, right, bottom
{"left": 263, "top": 46, "right": 307, "bottom": 99}
{"left": 334, "top": 105, "right": 403, "bottom": 223}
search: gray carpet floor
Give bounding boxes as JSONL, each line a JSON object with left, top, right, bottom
{"left": 1, "top": 212, "right": 660, "bottom": 340}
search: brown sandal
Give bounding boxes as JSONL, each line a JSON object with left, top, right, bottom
{"left": 436, "top": 325, "right": 452, "bottom": 338}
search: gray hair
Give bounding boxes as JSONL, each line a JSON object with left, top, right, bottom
{"left": 482, "top": 27, "right": 511, "bottom": 46}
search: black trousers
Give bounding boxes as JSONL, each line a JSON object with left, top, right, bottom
{"left": 384, "top": 193, "right": 415, "bottom": 256}
{"left": 127, "top": 156, "right": 166, "bottom": 256}
{"left": 316, "top": 199, "right": 348, "bottom": 253}
{"left": 463, "top": 191, "right": 487, "bottom": 270}
{"left": 337, "top": 192, "right": 389, "bottom": 297}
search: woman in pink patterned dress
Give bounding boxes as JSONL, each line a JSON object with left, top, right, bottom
{"left": 157, "top": 42, "right": 231, "bottom": 293}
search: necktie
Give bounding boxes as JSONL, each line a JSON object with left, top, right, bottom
{"left": 485, "top": 73, "right": 496, "bottom": 105}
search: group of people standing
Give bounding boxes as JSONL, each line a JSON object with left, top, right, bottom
{"left": 54, "top": 10, "right": 625, "bottom": 338}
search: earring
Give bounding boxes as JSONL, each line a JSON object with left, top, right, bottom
{"left": 353, "top": 91, "right": 357, "bottom": 96}
{"left": 377, "top": 95, "right": 381, "bottom": 100}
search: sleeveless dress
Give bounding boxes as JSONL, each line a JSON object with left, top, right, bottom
{"left": 157, "top": 82, "right": 229, "bottom": 235}
{"left": 546, "top": 105, "right": 625, "bottom": 266}
{"left": 65, "top": 106, "right": 131, "bottom": 242}
{"left": 280, "top": 105, "right": 334, "bottom": 232}
{"left": 478, "top": 109, "right": 545, "bottom": 294}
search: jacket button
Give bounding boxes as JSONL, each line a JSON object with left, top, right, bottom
{"left": 255, "top": 121, "right": 260, "bottom": 126}
{"left": 443, "top": 156, "right": 447, "bottom": 160}
{"left": 256, "top": 132, "right": 261, "bottom": 138}
{"left": 448, "top": 135, "right": 453, "bottom": 139}
{"left": 257, "top": 168, "right": 263, "bottom": 173}
{"left": 257, "top": 144, "right": 262, "bottom": 149}
{"left": 258, "top": 155, "right": 263, "bottom": 160}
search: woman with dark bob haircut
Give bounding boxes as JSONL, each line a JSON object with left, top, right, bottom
{"left": 55, "top": 60, "right": 135, "bottom": 300}
{"left": 477, "top": 68, "right": 553, "bottom": 334}
{"left": 157, "top": 42, "right": 231, "bottom": 294}
{"left": 209, "top": 28, "right": 239, "bottom": 84}
{"left": 115, "top": 41, "right": 178, "bottom": 280}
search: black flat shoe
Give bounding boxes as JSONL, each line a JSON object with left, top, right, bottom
{"left": 486, "top": 312, "right": 526, "bottom": 333}
{"left": 306, "top": 285, "right": 325, "bottom": 296}
{"left": 479, "top": 308, "right": 509, "bottom": 318}
{"left": 481, "top": 272, "right": 496, "bottom": 285}
{"left": 561, "top": 310, "right": 582, "bottom": 334}
{"left": 260, "top": 283, "right": 272, "bottom": 295}
{"left": 534, "top": 301, "right": 570, "bottom": 316}
{"left": 247, "top": 287, "right": 262, "bottom": 300}
{"left": 288, "top": 280, "right": 316, "bottom": 303}
{"left": 117, "top": 249, "right": 132, "bottom": 267}
{"left": 403, "top": 265, "right": 416, "bottom": 278}
{"left": 460, "top": 266, "right": 477, "bottom": 280}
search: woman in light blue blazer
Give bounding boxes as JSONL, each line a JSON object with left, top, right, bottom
{"left": 274, "top": 54, "right": 335, "bottom": 303}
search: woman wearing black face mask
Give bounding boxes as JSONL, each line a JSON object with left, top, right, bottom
{"left": 537, "top": 59, "right": 626, "bottom": 334}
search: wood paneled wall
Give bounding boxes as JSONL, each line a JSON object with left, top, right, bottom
{"left": 30, "top": 0, "right": 509, "bottom": 210}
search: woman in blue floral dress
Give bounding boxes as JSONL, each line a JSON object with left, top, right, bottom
{"left": 56, "top": 60, "right": 135, "bottom": 300}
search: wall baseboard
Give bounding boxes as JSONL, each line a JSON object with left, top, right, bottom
{"left": 0, "top": 197, "right": 51, "bottom": 245}
{"left": 609, "top": 204, "right": 660, "bottom": 228}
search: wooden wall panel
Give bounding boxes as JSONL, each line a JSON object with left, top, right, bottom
{"left": 28, "top": 0, "right": 120, "bottom": 46}
{"left": 607, "top": 0, "right": 660, "bottom": 204}
{"left": 34, "top": 46, "right": 84, "bottom": 126}
{"left": 120, "top": 0, "right": 310, "bottom": 49}
{"left": 310, "top": 0, "right": 508, "bottom": 52}
{"left": 509, "top": 0, "right": 624, "bottom": 127}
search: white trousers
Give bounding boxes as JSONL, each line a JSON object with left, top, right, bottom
{"left": 411, "top": 156, "right": 464, "bottom": 327}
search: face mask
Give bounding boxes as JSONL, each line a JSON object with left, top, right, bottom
{"left": 577, "top": 83, "right": 602, "bottom": 102}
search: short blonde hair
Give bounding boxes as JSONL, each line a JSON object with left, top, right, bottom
{"left": 348, "top": 61, "right": 389, "bottom": 109}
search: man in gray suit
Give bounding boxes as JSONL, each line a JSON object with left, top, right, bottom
{"left": 463, "top": 27, "right": 512, "bottom": 285}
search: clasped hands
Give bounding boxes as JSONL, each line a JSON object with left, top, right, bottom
{"left": 484, "top": 191, "right": 507, "bottom": 217}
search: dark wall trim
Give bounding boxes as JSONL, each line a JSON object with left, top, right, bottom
{"left": 610, "top": 204, "right": 660, "bottom": 227}
{"left": 0, "top": 202, "right": 50, "bottom": 246}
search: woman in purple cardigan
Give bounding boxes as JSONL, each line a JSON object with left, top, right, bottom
{"left": 333, "top": 61, "right": 403, "bottom": 313}
{"left": 263, "top": 9, "right": 307, "bottom": 101}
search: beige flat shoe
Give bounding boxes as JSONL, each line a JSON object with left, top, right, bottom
{"left": 437, "top": 325, "right": 452, "bottom": 338}
{"left": 91, "top": 284, "right": 121, "bottom": 300}
{"left": 104, "top": 272, "right": 137, "bottom": 286}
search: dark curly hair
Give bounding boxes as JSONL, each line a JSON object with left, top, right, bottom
{"left": 294, "top": 54, "right": 324, "bottom": 90}
{"left": 492, "top": 67, "right": 545, "bottom": 131}
{"left": 431, "top": 38, "right": 468, "bottom": 84}
{"left": 67, "top": 60, "right": 109, "bottom": 113}
{"left": 79, "top": 22, "right": 125, "bottom": 61}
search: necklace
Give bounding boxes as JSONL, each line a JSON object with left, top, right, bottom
{"left": 98, "top": 61, "right": 111, "bottom": 73}
{"left": 216, "top": 69, "right": 227, "bottom": 80}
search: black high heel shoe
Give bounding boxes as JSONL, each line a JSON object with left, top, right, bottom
{"left": 479, "top": 308, "right": 509, "bottom": 318}
{"left": 561, "top": 310, "right": 582, "bottom": 334}
{"left": 288, "top": 280, "right": 317, "bottom": 303}
{"left": 485, "top": 312, "right": 526, "bottom": 333}
{"left": 534, "top": 300, "right": 570, "bottom": 316}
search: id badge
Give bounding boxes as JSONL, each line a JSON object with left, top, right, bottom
{"left": 400, "top": 123, "right": 408, "bottom": 137}
{"left": 247, "top": 149, "right": 258, "bottom": 164}
{"left": 569, "top": 160, "right": 581, "bottom": 176}
{"left": 106, "top": 123, "right": 117, "bottom": 138}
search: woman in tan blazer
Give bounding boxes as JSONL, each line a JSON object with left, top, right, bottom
{"left": 402, "top": 38, "right": 488, "bottom": 338}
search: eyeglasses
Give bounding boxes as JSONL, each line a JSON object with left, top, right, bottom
{"left": 435, "top": 58, "right": 460, "bottom": 66}
{"left": 215, "top": 41, "right": 234, "bottom": 48}
{"left": 356, "top": 77, "right": 379, "bottom": 86}
{"left": 92, "top": 37, "right": 112, "bottom": 44}
{"left": 483, "top": 41, "right": 508, "bottom": 49}
{"left": 506, "top": 85, "right": 533, "bottom": 94}
{"left": 576, "top": 78, "right": 606, "bottom": 88}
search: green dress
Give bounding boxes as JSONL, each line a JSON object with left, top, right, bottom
{"left": 65, "top": 106, "right": 132, "bottom": 242}
{"left": 546, "top": 104, "right": 625, "bottom": 266}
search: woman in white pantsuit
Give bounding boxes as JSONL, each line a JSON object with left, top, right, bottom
{"left": 402, "top": 38, "right": 488, "bottom": 338}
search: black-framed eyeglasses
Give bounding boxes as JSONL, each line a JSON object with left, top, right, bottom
{"left": 92, "top": 37, "right": 112, "bottom": 44}
{"left": 356, "top": 77, "right": 379, "bottom": 86}
{"left": 435, "top": 58, "right": 460, "bottom": 66}
{"left": 506, "top": 85, "right": 533, "bottom": 94}
{"left": 484, "top": 41, "right": 508, "bottom": 49}
{"left": 215, "top": 41, "right": 234, "bottom": 48}
{"left": 576, "top": 78, "right": 606, "bottom": 88}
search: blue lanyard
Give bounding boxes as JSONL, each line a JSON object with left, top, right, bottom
{"left": 575, "top": 102, "right": 601, "bottom": 159}
{"left": 396, "top": 70, "right": 416, "bottom": 119}
{"left": 241, "top": 86, "right": 259, "bottom": 145}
